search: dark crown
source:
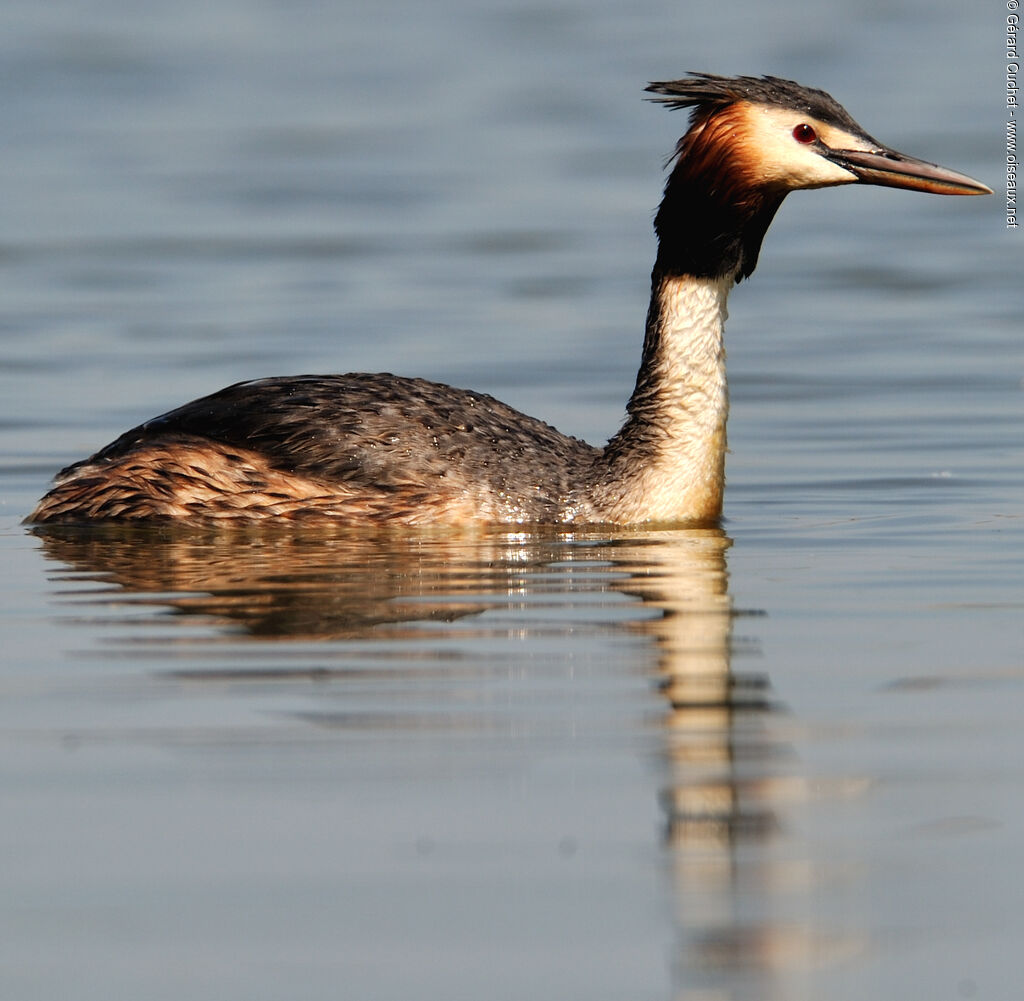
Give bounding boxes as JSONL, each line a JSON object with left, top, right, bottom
{"left": 645, "top": 72, "right": 869, "bottom": 138}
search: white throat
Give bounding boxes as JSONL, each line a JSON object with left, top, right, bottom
{"left": 591, "top": 274, "right": 733, "bottom": 524}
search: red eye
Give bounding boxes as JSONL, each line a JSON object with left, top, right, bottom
{"left": 793, "top": 123, "right": 817, "bottom": 144}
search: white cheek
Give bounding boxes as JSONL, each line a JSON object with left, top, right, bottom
{"left": 756, "top": 134, "right": 858, "bottom": 188}
{"left": 789, "top": 153, "right": 858, "bottom": 187}
{"left": 743, "top": 106, "right": 862, "bottom": 189}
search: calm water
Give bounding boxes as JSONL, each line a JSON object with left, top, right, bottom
{"left": 1, "top": 1, "right": 1021, "bottom": 999}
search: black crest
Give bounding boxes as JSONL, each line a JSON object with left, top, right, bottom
{"left": 646, "top": 72, "right": 866, "bottom": 136}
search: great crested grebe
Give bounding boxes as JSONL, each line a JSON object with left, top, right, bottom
{"left": 30, "top": 74, "right": 990, "bottom": 527}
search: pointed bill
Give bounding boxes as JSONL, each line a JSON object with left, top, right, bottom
{"left": 826, "top": 147, "right": 992, "bottom": 196}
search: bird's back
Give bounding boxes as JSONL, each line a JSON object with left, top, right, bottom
{"left": 31, "top": 374, "right": 601, "bottom": 524}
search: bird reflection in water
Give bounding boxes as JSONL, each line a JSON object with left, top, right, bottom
{"left": 33, "top": 523, "right": 865, "bottom": 994}
{"left": 611, "top": 532, "right": 868, "bottom": 994}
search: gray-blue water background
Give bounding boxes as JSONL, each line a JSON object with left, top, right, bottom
{"left": 1, "top": 1, "right": 1021, "bottom": 999}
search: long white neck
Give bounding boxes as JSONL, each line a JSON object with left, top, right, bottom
{"left": 590, "top": 274, "right": 732, "bottom": 523}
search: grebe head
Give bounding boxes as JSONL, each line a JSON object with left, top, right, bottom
{"left": 646, "top": 73, "right": 991, "bottom": 281}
